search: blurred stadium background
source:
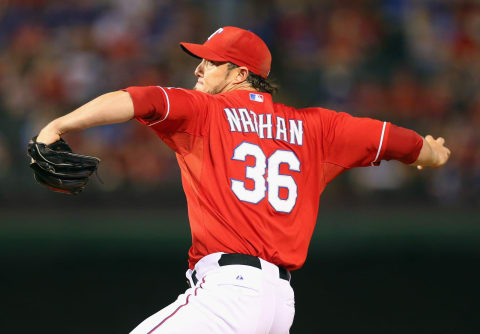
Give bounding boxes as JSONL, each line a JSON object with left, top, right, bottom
{"left": 0, "top": 0, "right": 479, "bottom": 333}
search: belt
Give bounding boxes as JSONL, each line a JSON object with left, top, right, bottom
{"left": 191, "top": 253, "right": 291, "bottom": 285}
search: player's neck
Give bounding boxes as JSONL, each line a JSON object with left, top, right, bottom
{"left": 222, "top": 81, "right": 257, "bottom": 93}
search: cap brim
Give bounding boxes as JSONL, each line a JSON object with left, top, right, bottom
{"left": 180, "top": 42, "right": 228, "bottom": 62}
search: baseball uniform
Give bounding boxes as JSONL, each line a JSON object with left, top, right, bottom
{"left": 125, "top": 85, "right": 423, "bottom": 333}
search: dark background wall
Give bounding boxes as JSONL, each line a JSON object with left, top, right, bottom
{"left": 1, "top": 0, "right": 479, "bottom": 333}
{"left": 1, "top": 207, "right": 479, "bottom": 334}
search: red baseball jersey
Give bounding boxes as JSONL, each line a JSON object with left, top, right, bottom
{"left": 124, "top": 86, "right": 422, "bottom": 271}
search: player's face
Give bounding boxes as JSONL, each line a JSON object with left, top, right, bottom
{"left": 193, "top": 59, "right": 233, "bottom": 94}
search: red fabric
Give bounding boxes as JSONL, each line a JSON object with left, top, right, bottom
{"left": 383, "top": 124, "right": 423, "bottom": 164}
{"left": 125, "top": 86, "right": 209, "bottom": 137}
{"left": 125, "top": 86, "right": 413, "bottom": 271}
{"left": 180, "top": 26, "right": 271, "bottom": 78}
{"left": 317, "top": 109, "right": 391, "bottom": 168}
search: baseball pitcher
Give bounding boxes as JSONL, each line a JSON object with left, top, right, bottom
{"left": 28, "top": 27, "right": 450, "bottom": 333}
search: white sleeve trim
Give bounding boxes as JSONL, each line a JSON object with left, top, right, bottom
{"left": 147, "top": 86, "right": 170, "bottom": 126}
{"left": 371, "top": 121, "right": 387, "bottom": 166}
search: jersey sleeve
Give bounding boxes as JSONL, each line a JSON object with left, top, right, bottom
{"left": 319, "top": 109, "right": 424, "bottom": 168}
{"left": 382, "top": 124, "right": 423, "bottom": 164}
{"left": 123, "top": 86, "right": 210, "bottom": 136}
{"left": 320, "top": 109, "right": 391, "bottom": 168}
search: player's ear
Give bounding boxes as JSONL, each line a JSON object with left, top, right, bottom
{"left": 235, "top": 66, "right": 249, "bottom": 83}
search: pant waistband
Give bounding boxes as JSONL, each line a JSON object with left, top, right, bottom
{"left": 191, "top": 253, "right": 291, "bottom": 286}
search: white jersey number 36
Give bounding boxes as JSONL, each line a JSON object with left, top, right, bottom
{"left": 231, "top": 142, "right": 300, "bottom": 213}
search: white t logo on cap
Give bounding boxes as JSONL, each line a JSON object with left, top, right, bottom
{"left": 207, "top": 27, "right": 224, "bottom": 41}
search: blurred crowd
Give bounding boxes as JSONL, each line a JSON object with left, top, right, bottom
{"left": 0, "top": 0, "right": 478, "bottom": 206}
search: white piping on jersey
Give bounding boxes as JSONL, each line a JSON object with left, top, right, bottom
{"left": 371, "top": 121, "right": 387, "bottom": 166}
{"left": 148, "top": 86, "right": 171, "bottom": 126}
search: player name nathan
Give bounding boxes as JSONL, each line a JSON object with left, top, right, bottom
{"left": 224, "top": 108, "right": 304, "bottom": 146}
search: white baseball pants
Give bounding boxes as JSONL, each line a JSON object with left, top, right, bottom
{"left": 130, "top": 252, "right": 295, "bottom": 334}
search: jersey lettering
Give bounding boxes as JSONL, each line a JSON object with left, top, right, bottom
{"left": 289, "top": 120, "right": 303, "bottom": 145}
{"left": 249, "top": 111, "right": 259, "bottom": 133}
{"left": 275, "top": 117, "right": 287, "bottom": 142}
{"left": 231, "top": 142, "right": 267, "bottom": 204}
{"left": 223, "top": 108, "right": 304, "bottom": 146}
{"left": 224, "top": 108, "right": 242, "bottom": 132}
{"left": 238, "top": 108, "right": 256, "bottom": 133}
{"left": 231, "top": 142, "right": 300, "bottom": 213}
{"left": 258, "top": 114, "right": 273, "bottom": 139}
{"left": 267, "top": 150, "right": 300, "bottom": 213}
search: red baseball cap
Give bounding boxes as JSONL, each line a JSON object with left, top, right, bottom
{"left": 180, "top": 26, "right": 271, "bottom": 78}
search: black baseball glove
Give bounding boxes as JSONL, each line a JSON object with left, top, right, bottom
{"left": 27, "top": 136, "right": 100, "bottom": 195}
